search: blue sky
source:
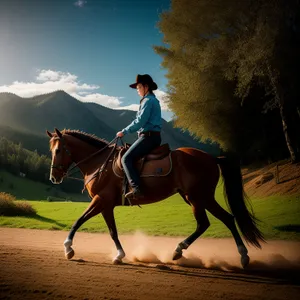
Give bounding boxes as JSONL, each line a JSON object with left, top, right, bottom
{"left": 0, "top": 0, "right": 172, "bottom": 120}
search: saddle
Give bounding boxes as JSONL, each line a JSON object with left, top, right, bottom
{"left": 113, "top": 143, "right": 172, "bottom": 179}
{"left": 112, "top": 143, "right": 173, "bottom": 205}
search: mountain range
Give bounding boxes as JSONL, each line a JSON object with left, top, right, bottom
{"left": 0, "top": 91, "right": 220, "bottom": 156}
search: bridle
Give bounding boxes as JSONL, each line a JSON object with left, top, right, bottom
{"left": 50, "top": 137, "right": 72, "bottom": 174}
{"left": 51, "top": 136, "right": 121, "bottom": 182}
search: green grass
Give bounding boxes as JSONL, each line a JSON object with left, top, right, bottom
{"left": 0, "top": 170, "right": 51, "bottom": 200}
{"left": 1, "top": 183, "right": 299, "bottom": 240}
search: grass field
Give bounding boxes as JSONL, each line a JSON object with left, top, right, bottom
{"left": 1, "top": 181, "right": 299, "bottom": 240}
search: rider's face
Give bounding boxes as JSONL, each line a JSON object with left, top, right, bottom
{"left": 137, "top": 83, "right": 149, "bottom": 97}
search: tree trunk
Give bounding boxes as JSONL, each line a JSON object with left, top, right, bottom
{"left": 277, "top": 101, "right": 299, "bottom": 163}
{"left": 267, "top": 65, "right": 299, "bottom": 163}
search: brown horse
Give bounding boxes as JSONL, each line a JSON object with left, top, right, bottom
{"left": 46, "top": 128, "right": 264, "bottom": 268}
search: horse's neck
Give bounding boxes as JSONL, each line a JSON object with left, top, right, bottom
{"left": 67, "top": 137, "right": 109, "bottom": 175}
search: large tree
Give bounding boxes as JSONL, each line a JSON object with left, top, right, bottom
{"left": 155, "top": 0, "right": 300, "bottom": 162}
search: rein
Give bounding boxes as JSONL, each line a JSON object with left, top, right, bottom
{"left": 67, "top": 136, "right": 119, "bottom": 176}
{"left": 81, "top": 137, "right": 120, "bottom": 188}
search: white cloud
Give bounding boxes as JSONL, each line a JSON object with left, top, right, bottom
{"left": 0, "top": 69, "right": 172, "bottom": 119}
{"left": 0, "top": 69, "right": 122, "bottom": 106}
{"left": 75, "top": 92, "right": 122, "bottom": 108}
{"left": 37, "top": 70, "right": 61, "bottom": 81}
{"left": 154, "top": 89, "right": 170, "bottom": 111}
{"left": 74, "top": 0, "right": 87, "bottom": 8}
{"left": 115, "top": 104, "right": 140, "bottom": 111}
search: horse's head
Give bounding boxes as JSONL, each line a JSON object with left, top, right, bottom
{"left": 47, "top": 128, "right": 73, "bottom": 184}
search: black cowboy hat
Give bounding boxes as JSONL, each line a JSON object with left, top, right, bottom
{"left": 129, "top": 74, "right": 158, "bottom": 90}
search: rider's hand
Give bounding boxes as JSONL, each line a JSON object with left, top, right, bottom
{"left": 116, "top": 131, "right": 124, "bottom": 138}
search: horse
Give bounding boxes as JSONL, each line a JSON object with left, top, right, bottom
{"left": 46, "top": 128, "right": 264, "bottom": 268}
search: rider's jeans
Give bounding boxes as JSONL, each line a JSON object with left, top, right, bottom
{"left": 121, "top": 135, "right": 161, "bottom": 189}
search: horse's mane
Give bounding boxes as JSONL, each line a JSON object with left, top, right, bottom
{"left": 63, "top": 129, "right": 109, "bottom": 148}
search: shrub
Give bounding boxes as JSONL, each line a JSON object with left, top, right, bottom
{"left": 0, "top": 192, "right": 36, "bottom": 216}
{"left": 0, "top": 192, "right": 16, "bottom": 202}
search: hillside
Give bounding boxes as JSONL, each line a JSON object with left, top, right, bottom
{"left": 243, "top": 160, "right": 300, "bottom": 197}
{"left": 0, "top": 125, "right": 49, "bottom": 154}
{"left": 0, "top": 170, "right": 88, "bottom": 201}
{"left": 0, "top": 91, "right": 220, "bottom": 155}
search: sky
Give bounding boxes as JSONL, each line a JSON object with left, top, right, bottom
{"left": 0, "top": 0, "right": 173, "bottom": 120}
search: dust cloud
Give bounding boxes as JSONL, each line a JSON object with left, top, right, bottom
{"left": 111, "top": 231, "right": 300, "bottom": 274}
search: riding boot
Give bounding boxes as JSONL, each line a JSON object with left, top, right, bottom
{"left": 125, "top": 186, "right": 144, "bottom": 200}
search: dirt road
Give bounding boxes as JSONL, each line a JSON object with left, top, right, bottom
{"left": 0, "top": 228, "right": 299, "bottom": 300}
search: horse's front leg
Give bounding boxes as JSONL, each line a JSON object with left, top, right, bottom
{"left": 64, "top": 194, "right": 104, "bottom": 259}
{"left": 102, "top": 208, "right": 125, "bottom": 264}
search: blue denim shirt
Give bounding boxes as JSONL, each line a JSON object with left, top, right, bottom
{"left": 122, "top": 93, "right": 162, "bottom": 135}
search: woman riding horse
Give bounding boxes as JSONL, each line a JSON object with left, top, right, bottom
{"left": 116, "top": 74, "right": 162, "bottom": 200}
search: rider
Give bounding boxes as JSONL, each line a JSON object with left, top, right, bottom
{"left": 116, "top": 74, "right": 162, "bottom": 199}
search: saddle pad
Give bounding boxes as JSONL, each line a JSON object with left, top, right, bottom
{"left": 112, "top": 153, "right": 172, "bottom": 178}
{"left": 141, "top": 153, "right": 172, "bottom": 177}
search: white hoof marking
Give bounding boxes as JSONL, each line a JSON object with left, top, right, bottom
{"left": 64, "top": 239, "right": 74, "bottom": 259}
{"left": 113, "top": 249, "right": 125, "bottom": 264}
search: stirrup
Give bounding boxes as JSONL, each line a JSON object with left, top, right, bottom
{"left": 125, "top": 189, "right": 143, "bottom": 199}
{"left": 125, "top": 189, "right": 143, "bottom": 208}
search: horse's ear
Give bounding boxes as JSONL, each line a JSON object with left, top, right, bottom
{"left": 46, "top": 130, "right": 53, "bottom": 138}
{"left": 54, "top": 128, "right": 62, "bottom": 138}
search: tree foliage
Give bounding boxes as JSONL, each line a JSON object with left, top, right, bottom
{"left": 155, "top": 0, "right": 300, "bottom": 161}
{"left": 0, "top": 137, "right": 83, "bottom": 194}
{"left": 0, "top": 137, "right": 50, "bottom": 182}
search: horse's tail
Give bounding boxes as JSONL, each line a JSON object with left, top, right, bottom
{"left": 216, "top": 156, "right": 265, "bottom": 248}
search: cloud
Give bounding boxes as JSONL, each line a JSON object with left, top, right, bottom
{"left": 74, "top": 0, "right": 87, "bottom": 8}
{"left": 115, "top": 104, "right": 140, "bottom": 111}
{"left": 0, "top": 70, "right": 98, "bottom": 98}
{"left": 75, "top": 92, "right": 123, "bottom": 108}
{"left": 37, "top": 70, "right": 61, "bottom": 81}
{"left": 0, "top": 69, "right": 171, "bottom": 115}
{"left": 0, "top": 69, "right": 122, "bottom": 107}
{"left": 154, "top": 89, "right": 170, "bottom": 111}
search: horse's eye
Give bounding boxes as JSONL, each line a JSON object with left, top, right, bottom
{"left": 55, "top": 149, "right": 61, "bottom": 155}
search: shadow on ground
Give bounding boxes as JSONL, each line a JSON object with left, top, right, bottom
{"left": 30, "top": 214, "right": 67, "bottom": 228}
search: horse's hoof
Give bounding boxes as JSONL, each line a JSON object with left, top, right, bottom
{"left": 241, "top": 254, "right": 250, "bottom": 269}
{"left": 113, "top": 258, "right": 123, "bottom": 265}
{"left": 172, "top": 250, "right": 182, "bottom": 260}
{"left": 65, "top": 248, "right": 75, "bottom": 260}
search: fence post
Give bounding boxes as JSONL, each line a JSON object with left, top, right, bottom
{"left": 275, "top": 164, "right": 280, "bottom": 184}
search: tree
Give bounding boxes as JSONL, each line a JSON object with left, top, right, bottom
{"left": 225, "top": 0, "right": 300, "bottom": 162}
{"left": 155, "top": 0, "right": 300, "bottom": 161}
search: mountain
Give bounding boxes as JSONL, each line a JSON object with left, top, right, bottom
{"left": 0, "top": 91, "right": 115, "bottom": 140}
{"left": 0, "top": 91, "right": 220, "bottom": 155}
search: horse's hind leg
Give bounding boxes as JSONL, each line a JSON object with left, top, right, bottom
{"left": 102, "top": 208, "right": 125, "bottom": 265}
{"left": 206, "top": 197, "right": 250, "bottom": 268}
{"left": 173, "top": 196, "right": 210, "bottom": 260}
{"left": 64, "top": 195, "right": 104, "bottom": 259}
